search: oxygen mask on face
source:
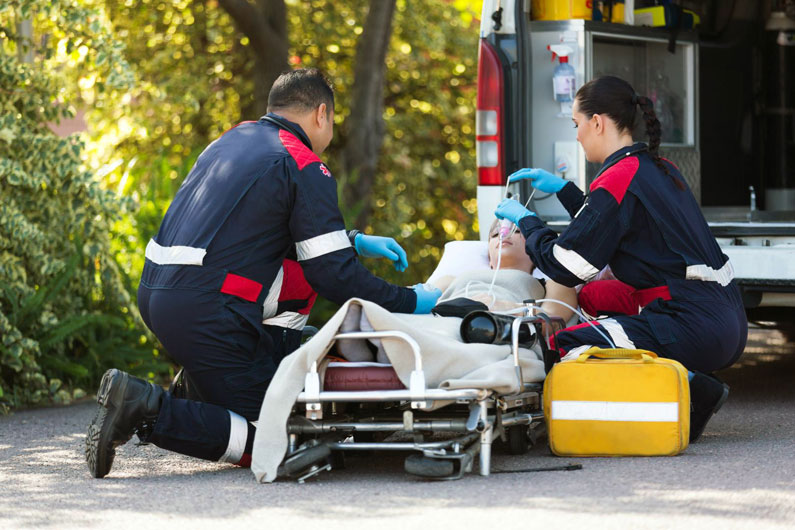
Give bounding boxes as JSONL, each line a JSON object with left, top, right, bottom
{"left": 498, "top": 219, "right": 515, "bottom": 239}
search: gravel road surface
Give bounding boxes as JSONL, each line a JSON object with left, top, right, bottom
{"left": 2, "top": 328, "right": 794, "bottom": 529}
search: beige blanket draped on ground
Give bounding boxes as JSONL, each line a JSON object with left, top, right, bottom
{"left": 251, "top": 297, "right": 545, "bottom": 483}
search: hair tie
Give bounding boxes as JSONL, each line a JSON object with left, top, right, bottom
{"left": 631, "top": 94, "right": 640, "bottom": 105}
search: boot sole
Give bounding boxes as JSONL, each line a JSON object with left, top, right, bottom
{"left": 712, "top": 383, "right": 730, "bottom": 415}
{"left": 85, "top": 369, "right": 132, "bottom": 478}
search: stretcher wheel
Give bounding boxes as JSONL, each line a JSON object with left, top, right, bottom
{"left": 404, "top": 454, "right": 455, "bottom": 478}
{"left": 283, "top": 441, "right": 331, "bottom": 477}
{"left": 507, "top": 425, "right": 530, "bottom": 455}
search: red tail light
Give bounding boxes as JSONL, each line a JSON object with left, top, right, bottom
{"left": 476, "top": 38, "right": 505, "bottom": 186}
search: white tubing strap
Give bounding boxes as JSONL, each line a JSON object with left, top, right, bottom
{"left": 295, "top": 230, "right": 351, "bottom": 261}
{"left": 219, "top": 411, "right": 248, "bottom": 464}
{"left": 550, "top": 400, "right": 679, "bottom": 422}
{"left": 552, "top": 244, "right": 600, "bottom": 282}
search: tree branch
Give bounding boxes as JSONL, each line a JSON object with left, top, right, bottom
{"left": 342, "top": 0, "right": 397, "bottom": 227}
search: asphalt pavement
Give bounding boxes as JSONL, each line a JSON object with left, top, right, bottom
{"left": 1, "top": 328, "right": 794, "bottom": 529}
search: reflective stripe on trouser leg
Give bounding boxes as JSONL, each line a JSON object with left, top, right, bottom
{"left": 219, "top": 411, "right": 248, "bottom": 464}
{"left": 599, "top": 318, "right": 636, "bottom": 349}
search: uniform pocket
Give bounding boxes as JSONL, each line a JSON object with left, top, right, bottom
{"left": 645, "top": 311, "right": 678, "bottom": 346}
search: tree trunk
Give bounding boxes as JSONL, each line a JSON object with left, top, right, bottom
{"left": 342, "top": 0, "right": 397, "bottom": 228}
{"left": 218, "top": 0, "right": 288, "bottom": 118}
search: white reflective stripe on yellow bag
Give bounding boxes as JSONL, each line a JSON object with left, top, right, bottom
{"left": 550, "top": 400, "right": 680, "bottom": 422}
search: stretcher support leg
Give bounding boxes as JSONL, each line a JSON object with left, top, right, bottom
{"left": 478, "top": 400, "right": 492, "bottom": 476}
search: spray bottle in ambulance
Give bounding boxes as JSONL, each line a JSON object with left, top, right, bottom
{"left": 548, "top": 44, "right": 576, "bottom": 116}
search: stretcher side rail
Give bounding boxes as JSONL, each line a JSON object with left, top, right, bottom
{"left": 292, "top": 322, "right": 550, "bottom": 480}
{"left": 297, "top": 388, "right": 488, "bottom": 403}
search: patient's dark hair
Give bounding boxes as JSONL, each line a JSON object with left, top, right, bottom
{"left": 575, "top": 76, "right": 684, "bottom": 190}
{"left": 267, "top": 68, "right": 335, "bottom": 114}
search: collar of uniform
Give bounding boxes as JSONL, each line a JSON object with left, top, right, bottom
{"left": 592, "top": 142, "right": 648, "bottom": 182}
{"left": 261, "top": 113, "right": 313, "bottom": 151}
{"left": 601, "top": 142, "right": 648, "bottom": 169}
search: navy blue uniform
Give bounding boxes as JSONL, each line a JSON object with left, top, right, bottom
{"left": 519, "top": 144, "right": 747, "bottom": 372}
{"left": 138, "top": 114, "right": 416, "bottom": 464}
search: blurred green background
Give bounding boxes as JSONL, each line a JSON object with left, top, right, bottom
{"left": 0, "top": 0, "right": 481, "bottom": 411}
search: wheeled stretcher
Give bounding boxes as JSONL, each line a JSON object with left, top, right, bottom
{"left": 277, "top": 311, "right": 564, "bottom": 482}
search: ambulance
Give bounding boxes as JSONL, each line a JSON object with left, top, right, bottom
{"left": 475, "top": 0, "right": 795, "bottom": 332}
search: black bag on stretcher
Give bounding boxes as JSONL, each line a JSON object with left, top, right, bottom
{"left": 543, "top": 347, "right": 690, "bottom": 457}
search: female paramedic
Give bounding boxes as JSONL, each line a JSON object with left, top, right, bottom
{"left": 494, "top": 76, "right": 747, "bottom": 442}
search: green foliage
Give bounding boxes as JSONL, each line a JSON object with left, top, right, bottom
{"left": 0, "top": 0, "right": 166, "bottom": 412}
{"left": 92, "top": 1, "right": 481, "bottom": 331}
{"left": 285, "top": 0, "right": 480, "bottom": 323}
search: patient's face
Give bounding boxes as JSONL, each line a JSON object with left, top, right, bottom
{"left": 488, "top": 221, "right": 535, "bottom": 273}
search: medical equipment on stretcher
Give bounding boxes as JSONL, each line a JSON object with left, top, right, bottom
{"left": 279, "top": 309, "right": 566, "bottom": 483}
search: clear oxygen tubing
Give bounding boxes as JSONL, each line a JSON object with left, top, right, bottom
{"left": 531, "top": 298, "right": 616, "bottom": 349}
{"left": 486, "top": 188, "right": 538, "bottom": 300}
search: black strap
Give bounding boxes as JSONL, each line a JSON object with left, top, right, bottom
{"left": 492, "top": 464, "right": 583, "bottom": 474}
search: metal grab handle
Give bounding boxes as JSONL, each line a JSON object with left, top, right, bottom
{"left": 332, "top": 330, "right": 422, "bottom": 371}
{"left": 331, "top": 330, "right": 426, "bottom": 408}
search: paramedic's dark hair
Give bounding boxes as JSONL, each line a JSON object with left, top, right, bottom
{"left": 575, "top": 76, "right": 684, "bottom": 190}
{"left": 267, "top": 68, "right": 335, "bottom": 114}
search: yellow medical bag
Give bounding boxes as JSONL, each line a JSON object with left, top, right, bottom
{"left": 543, "top": 347, "right": 690, "bottom": 456}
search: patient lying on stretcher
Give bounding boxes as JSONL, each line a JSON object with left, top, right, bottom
{"left": 429, "top": 219, "right": 577, "bottom": 324}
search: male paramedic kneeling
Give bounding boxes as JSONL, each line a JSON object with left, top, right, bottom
{"left": 495, "top": 76, "right": 747, "bottom": 443}
{"left": 85, "top": 68, "right": 442, "bottom": 478}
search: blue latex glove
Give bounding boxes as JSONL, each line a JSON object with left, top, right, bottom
{"left": 412, "top": 283, "right": 442, "bottom": 314}
{"left": 494, "top": 198, "right": 536, "bottom": 226}
{"left": 355, "top": 234, "right": 409, "bottom": 272}
{"left": 508, "top": 167, "right": 567, "bottom": 194}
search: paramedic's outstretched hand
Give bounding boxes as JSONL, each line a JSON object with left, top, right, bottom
{"left": 355, "top": 234, "right": 409, "bottom": 272}
{"left": 412, "top": 283, "right": 442, "bottom": 314}
{"left": 495, "top": 198, "right": 536, "bottom": 226}
{"left": 509, "top": 168, "right": 567, "bottom": 194}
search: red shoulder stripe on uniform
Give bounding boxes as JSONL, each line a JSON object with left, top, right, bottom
{"left": 220, "top": 120, "right": 257, "bottom": 137}
{"left": 588, "top": 156, "right": 640, "bottom": 204}
{"left": 279, "top": 129, "right": 321, "bottom": 170}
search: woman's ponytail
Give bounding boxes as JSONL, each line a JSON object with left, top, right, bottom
{"left": 576, "top": 76, "right": 685, "bottom": 191}
{"left": 636, "top": 95, "right": 685, "bottom": 190}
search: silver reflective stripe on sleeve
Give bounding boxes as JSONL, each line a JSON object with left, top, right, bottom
{"left": 261, "top": 267, "right": 284, "bottom": 320}
{"left": 600, "top": 318, "right": 636, "bottom": 349}
{"left": 552, "top": 244, "right": 600, "bottom": 282}
{"left": 550, "top": 401, "right": 679, "bottom": 422}
{"left": 295, "top": 230, "right": 351, "bottom": 261}
{"left": 218, "top": 411, "right": 248, "bottom": 464}
{"left": 145, "top": 239, "right": 206, "bottom": 266}
{"left": 262, "top": 311, "right": 309, "bottom": 330}
{"left": 686, "top": 260, "right": 734, "bottom": 286}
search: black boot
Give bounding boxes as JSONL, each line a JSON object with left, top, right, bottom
{"left": 85, "top": 369, "right": 164, "bottom": 478}
{"left": 689, "top": 372, "right": 730, "bottom": 443}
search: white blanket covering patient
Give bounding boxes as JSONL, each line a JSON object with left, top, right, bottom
{"left": 250, "top": 223, "right": 577, "bottom": 483}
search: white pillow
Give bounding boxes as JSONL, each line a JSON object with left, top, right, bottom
{"left": 426, "top": 241, "right": 489, "bottom": 285}
{"left": 426, "top": 239, "right": 550, "bottom": 285}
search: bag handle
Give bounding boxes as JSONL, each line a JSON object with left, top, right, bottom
{"left": 576, "top": 347, "right": 658, "bottom": 363}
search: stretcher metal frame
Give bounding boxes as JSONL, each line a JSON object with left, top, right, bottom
{"left": 282, "top": 312, "right": 562, "bottom": 482}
